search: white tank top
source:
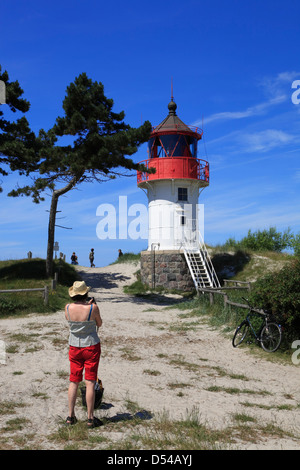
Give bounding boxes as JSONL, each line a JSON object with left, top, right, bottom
{"left": 66, "top": 304, "right": 100, "bottom": 347}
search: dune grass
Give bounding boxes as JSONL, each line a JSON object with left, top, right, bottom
{"left": 110, "top": 252, "right": 141, "bottom": 265}
{"left": 0, "top": 258, "right": 79, "bottom": 318}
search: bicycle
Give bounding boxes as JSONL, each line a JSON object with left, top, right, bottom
{"left": 232, "top": 297, "right": 282, "bottom": 353}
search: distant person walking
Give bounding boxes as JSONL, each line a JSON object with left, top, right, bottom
{"left": 71, "top": 252, "right": 78, "bottom": 265}
{"left": 89, "top": 248, "right": 95, "bottom": 268}
{"left": 65, "top": 281, "right": 103, "bottom": 428}
{"left": 118, "top": 249, "right": 123, "bottom": 258}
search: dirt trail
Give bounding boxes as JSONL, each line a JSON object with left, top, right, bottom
{"left": 0, "top": 262, "right": 299, "bottom": 450}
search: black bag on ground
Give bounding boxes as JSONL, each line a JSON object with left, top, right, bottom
{"left": 80, "top": 379, "right": 104, "bottom": 409}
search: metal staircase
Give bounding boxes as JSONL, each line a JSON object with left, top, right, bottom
{"left": 183, "top": 230, "right": 220, "bottom": 291}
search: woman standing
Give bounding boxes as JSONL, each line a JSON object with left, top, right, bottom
{"left": 65, "top": 281, "right": 103, "bottom": 428}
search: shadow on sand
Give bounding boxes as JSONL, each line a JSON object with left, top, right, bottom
{"left": 98, "top": 402, "right": 153, "bottom": 424}
{"left": 77, "top": 268, "right": 189, "bottom": 308}
{"left": 76, "top": 269, "right": 131, "bottom": 290}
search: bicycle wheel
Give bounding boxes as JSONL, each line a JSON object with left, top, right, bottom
{"left": 232, "top": 321, "right": 249, "bottom": 348}
{"left": 260, "top": 323, "right": 282, "bottom": 352}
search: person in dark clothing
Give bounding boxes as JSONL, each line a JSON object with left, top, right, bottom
{"left": 71, "top": 252, "right": 78, "bottom": 265}
{"left": 89, "top": 248, "right": 95, "bottom": 267}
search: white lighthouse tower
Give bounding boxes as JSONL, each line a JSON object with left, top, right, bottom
{"left": 137, "top": 95, "right": 220, "bottom": 291}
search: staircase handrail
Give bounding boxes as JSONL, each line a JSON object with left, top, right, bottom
{"left": 182, "top": 230, "right": 220, "bottom": 289}
{"left": 184, "top": 245, "right": 208, "bottom": 289}
{"left": 198, "top": 231, "right": 221, "bottom": 288}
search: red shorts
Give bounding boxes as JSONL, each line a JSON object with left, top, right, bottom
{"left": 69, "top": 342, "right": 101, "bottom": 383}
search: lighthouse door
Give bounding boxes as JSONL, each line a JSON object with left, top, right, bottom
{"left": 174, "top": 206, "right": 185, "bottom": 247}
{"left": 185, "top": 218, "right": 197, "bottom": 247}
{"left": 174, "top": 205, "right": 196, "bottom": 248}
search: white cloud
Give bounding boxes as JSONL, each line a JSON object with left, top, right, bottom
{"left": 259, "top": 71, "right": 300, "bottom": 99}
{"left": 198, "top": 94, "right": 286, "bottom": 125}
{"left": 0, "top": 197, "right": 49, "bottom": 228}
{"left": 205, "top": 199, "right": 300, "bottom": 240}
{"left": 202, "top": 173, "right": 300, "bottom": 242}
{"left": 193, "top": 71, "right": 300, "bottom": 127}
{"left": 239, "top": 129, "right": 294, "bottom": 153}
{"left": 0, "top": 241, "right": 23, "bottom": 248}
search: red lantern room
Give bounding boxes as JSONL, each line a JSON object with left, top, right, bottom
{"left": 137, "top": 97, "right": 209, "bottom": 187}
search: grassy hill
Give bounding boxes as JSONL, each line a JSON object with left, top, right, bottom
{"left": 0, "top": 258, "right": 79, "bottom": 318}
{"left": 209, "top": 247, "right": 292, "bottom": 284}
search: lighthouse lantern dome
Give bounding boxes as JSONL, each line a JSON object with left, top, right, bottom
{"left": 137, "top": 98, "right": 209, "bottom": 187}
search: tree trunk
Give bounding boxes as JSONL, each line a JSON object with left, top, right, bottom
{"left": 45, "top": 175, "right": 82, "bottom": 277}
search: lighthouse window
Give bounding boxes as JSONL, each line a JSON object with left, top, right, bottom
{"left": 148, "top": 137, "right": 159, "bottom": 158}
{"left": 178, "top": 187, "right": 188, "bottom": 201}
{"left": 189, "top": 138, "right": 197, "bottom": 157}
{"left": 180, "top": 215, "right": 186, "bottom": 225}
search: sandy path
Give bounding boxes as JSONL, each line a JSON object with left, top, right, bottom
{"left": 0, "top": 261, "right": 299, "bottom": 450}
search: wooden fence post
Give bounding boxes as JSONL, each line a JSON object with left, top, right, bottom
{"left": 51, "top": 272, "right": 58, "bottom": 290}
{"left": 44, "top": 286, "right": 49, "bottom": 305}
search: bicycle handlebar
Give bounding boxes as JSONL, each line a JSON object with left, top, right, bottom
{"left": 242, "top": 297, "right": 252, "bottom": 308}
{"left": 240, "top": 297, "right": 280, "bottom": 328}
{"left": 242, "top": 296, "right": 268, "bottom": 315}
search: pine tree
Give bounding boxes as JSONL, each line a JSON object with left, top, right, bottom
{"left": 0, "top": 65, "right": 41, "bottom": 192}
{"left": 8, "top": 73, "right": 152, "bottom": 276}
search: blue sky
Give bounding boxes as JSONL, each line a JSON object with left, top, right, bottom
{"left": 1, "top": 0, "right": 299, "bottom": 267}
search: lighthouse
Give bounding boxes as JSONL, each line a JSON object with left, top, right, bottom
{"left": 137, "top": 95, "right": 220, "bottom": 291}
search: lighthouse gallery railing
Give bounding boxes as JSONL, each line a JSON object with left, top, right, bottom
{"left": 137, "top": 157, "right": 209, "bottom": 184}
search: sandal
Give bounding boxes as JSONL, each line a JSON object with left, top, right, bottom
{"left": 66, "top": 416, "right": 77, "bottom": 425}
{"left": 87, "top": 417, "right": 103, "bottom": 428}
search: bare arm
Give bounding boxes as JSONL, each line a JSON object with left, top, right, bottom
{"left": 89, "top": 299, "right": 102, "bottom": 328}
{"left": 94, "top": 306, "right": 102, "bottom": 328}
{"left": 64, "top": 304, "right": 69, "bottom": 321}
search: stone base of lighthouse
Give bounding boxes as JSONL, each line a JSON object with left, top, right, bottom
{"left": 140, "top": 250, "right": 195, "bottom": 292}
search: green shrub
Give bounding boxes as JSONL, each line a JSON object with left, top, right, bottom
{"left": 123, "top": 280, "right": 149, "bottom": 295}
{"left": 53, "top": 259, "right": 79, "bottom": 285}
{"left": 0, "top": 297, "right": 27, "bottom": 313}
{"left": 225, "top": 227, "right": 293, "bottom": 252}
{"left": 249, "top": 259, "right": 300, "bottom": 343}
{"left": 291, "top": 233, "right": 300, "bottom": 257}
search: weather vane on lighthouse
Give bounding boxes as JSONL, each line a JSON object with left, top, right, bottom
{"left": 137, "top": 87, "right": 220, "bottom": 291}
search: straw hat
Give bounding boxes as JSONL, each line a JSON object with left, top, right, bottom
{"left": 68, "top": 281, "right": 91, "bottom": 297}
